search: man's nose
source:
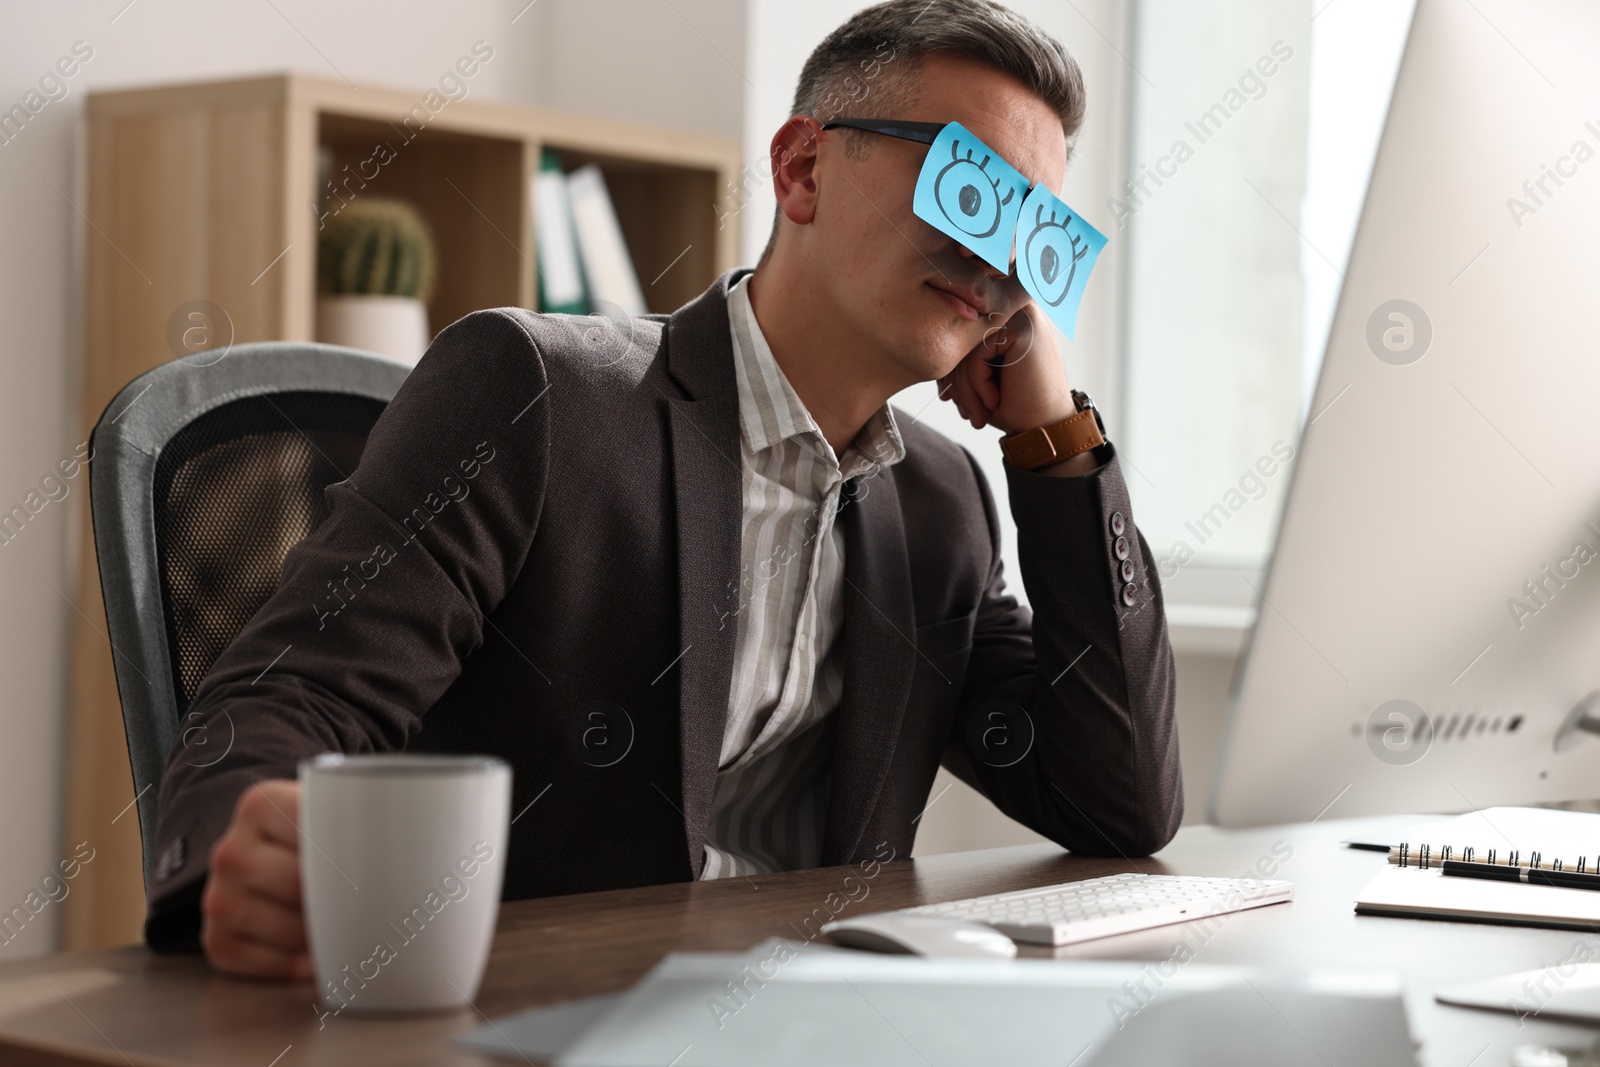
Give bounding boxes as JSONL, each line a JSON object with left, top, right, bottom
{"left": 954, "top": 238, "right": 1017, "bottom": 280}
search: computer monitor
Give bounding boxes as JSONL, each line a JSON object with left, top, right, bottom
{"left": 1210, "top": 0, "right": 1600, "bottom": 826}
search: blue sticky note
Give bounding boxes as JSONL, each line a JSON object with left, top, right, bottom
{"left": 1014, "top": 183, "right": 1107, "bottom": 341}
{"left": 912, "top": 121, "right": 1030, "bottom": 274}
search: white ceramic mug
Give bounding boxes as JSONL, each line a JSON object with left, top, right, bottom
{"left": 298, "top": 753, "right": 511, "bottom": 1013}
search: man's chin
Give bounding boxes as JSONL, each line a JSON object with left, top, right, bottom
{"left": 877, "top": 299, "right": 984, "bottom": 381}
{"left": 893, "top": 340, "right": 970, "bottom": 386}
{"left": 923, "top": 324, "right": 986, "bottom": 375}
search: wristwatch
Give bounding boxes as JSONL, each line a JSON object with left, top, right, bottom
{"left": 999, "top": 389, "right": 1107, "bottom": 470}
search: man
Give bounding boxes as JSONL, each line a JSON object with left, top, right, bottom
{"left": 147, "top": 0, "right": 1182, "bottom": 979}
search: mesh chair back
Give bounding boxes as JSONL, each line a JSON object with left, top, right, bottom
{"left": 153, "top": 392, "right": 381, "bottom": 711}
{"left": 90, "top": 344, "right": 409, "bottom": 890}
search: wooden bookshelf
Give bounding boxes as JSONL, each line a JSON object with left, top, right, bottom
{"left": 67, "top": 73, "right": 743, "bottom": 949}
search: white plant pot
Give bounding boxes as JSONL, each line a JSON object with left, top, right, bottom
{"left": 316, "top": 295, "right": 431, "bottom": 367}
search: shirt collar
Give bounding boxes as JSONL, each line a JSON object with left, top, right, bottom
{"left": 726, "top": 272, "right": 906, "bottom": 473}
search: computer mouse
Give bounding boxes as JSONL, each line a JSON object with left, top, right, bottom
{"left": 821, "top": 913, "right": 1017, "bottom": 959}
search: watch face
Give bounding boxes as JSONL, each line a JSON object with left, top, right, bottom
{"left": 1072, "top": 389, "right": 1107, "bottom": 438}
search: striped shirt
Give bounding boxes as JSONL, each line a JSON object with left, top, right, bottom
{"left": 699, "top": 272, "right": 907, "bottom": 879}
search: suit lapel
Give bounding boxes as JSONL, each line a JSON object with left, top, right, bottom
{"left": 663, "top": 269, "right": 748, "bottom": 878}
{"left": 821, "top": 467, "right": 917, "bottom": 865}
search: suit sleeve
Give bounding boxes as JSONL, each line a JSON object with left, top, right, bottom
{"left": 144, "top": 309, "right": 552, "bottom": 950}
{"left": 940, "top": 441, "right": 1183, "bottom": 857}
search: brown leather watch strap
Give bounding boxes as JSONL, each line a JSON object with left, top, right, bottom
{"left": 1000, "top": 408, "right": 1105, "bottom": 470}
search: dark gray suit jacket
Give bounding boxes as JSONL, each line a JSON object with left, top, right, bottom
{"left": 145, "top": 266, "right": 1182, "bottom": 949}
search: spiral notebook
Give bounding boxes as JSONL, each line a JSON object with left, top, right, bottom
{"left": 1347, "top": 806, "right": 1600, "bottom": 863}
{"left": 1353, "top": 806, "right": 1600, "bottom": 929}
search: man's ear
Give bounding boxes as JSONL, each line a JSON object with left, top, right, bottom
{"left": 770, "top": 116, "right": 825, "bottom": 227}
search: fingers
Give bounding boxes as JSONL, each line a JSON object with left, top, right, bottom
{"left": 942, "top": 353, "right": 994, "bottom": 430}
{"left": 982, "top": 307, "right": 1033, "bottom": 367}
{"left": 202, "top": 873, "right": 309, "bottom": 953}
{"left": 969, "top": 351, "right": 1000, "bottom": 411}
{"left": 934, "top": 363, "right": 985, "bottom": 428}
{"left": 935, "top": 375, "right": 967, "bottom": 427}
{"left": 202, "top": 780, "right": 309, "bottom": 980}
{"left": 212, "top": 821, "right": 302, "bottom": 909}
{"left": 240, "top": 780, "right": 301, "bottom": 851}
{"left": 942, "top": 366, "right": 986, "bottom": 429}
{"left": 201, "top": 916, "right": 311, "bottom": 981}
{"left": 201, "top": 869, "right": 311, "bottom": 980}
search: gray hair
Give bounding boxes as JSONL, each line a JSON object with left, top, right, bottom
{"left": 759, "top": 0, "right": 1087, "bottom": 262}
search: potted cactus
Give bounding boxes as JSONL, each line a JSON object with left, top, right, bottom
{"left": 315, "top": 197, "right": 438, "bottom": 366}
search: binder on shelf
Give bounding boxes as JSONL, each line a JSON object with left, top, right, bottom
{"left": 566, "top": 163, "right": 647, "bottom": 317}
{"left": 533, "top": 149, "right": 588, "bottom": 314}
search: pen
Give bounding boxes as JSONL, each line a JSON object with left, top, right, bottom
{"left": 1440, "top": 859, "right": 1600, "bottom": 893}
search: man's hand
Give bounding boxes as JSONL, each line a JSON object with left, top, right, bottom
{"left": 938, "top": 300, "right": 1077, "bottom": 435}
{"left": 200, "top": 780, "right": 311, "bottom": 980}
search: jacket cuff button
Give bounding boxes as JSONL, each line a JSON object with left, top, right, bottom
{"left": 154, "top": 837, "right": 186, "bottom": 883}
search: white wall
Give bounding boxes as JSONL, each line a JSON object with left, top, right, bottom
{"left": 528, "top": 0, "right": 745, "bottom": 139}
{"left": 0, "top": 0, "right": 744, "bottom": 958}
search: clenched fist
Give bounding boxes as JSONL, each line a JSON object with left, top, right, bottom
{"left": 200, "top": 780, "right": 310, "bottom": 980}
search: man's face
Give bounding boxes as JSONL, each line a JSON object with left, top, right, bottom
{"left": 814, "top": 53, "right": 1068, "bottom": 385}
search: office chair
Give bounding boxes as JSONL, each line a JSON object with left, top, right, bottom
{"left": 89, "top": 343, "right": 410, "bottom": 891}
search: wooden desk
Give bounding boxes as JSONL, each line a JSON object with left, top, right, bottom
{"left": 1, "top": 816, "right": 1594, "bottom": 1067}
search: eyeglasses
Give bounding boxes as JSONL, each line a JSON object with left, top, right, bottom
{"left": 820, "top": 117, "right": 1107, "bottom": 340}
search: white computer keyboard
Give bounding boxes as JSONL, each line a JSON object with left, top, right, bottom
{"left": 899, "top": 872, "right": 1294, "bottom": 946}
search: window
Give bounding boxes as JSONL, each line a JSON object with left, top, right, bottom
{"left": 1120, "top": 0, "right": 1411, "bottom": 612}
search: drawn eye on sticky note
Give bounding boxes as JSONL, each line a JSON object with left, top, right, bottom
{"left": 1015, "top": 182, "right": 1107, "bottom": 341}
{"left": 912, "top": 121, "right": 1030, "bottom": 274}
